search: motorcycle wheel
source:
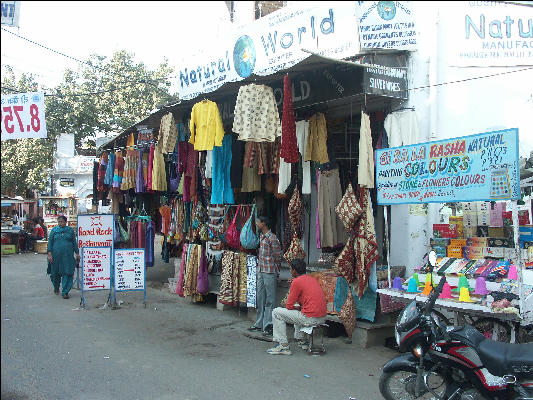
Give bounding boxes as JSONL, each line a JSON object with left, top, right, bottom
{"left": 379, "top": 368, "right": 449, "bottom": 400}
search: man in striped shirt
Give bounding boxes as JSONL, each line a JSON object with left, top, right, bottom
{"left": 248, "top": 215, "right": 282, "bottom": 336}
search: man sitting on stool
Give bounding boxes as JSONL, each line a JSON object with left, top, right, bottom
{"left": 267, "top": 259, "right": 327, "bottom": 355}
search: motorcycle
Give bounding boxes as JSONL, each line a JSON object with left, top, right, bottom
{"left": 379, "top": 251, "right": 533, "bottom": 400}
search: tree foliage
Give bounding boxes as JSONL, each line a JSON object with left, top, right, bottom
{"left": 1, "top": 51, "right": 177, "bottom": 197}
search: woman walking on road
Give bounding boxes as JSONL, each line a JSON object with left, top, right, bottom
{"left": 47, "top": 215, "right": 80, "bottom": 299}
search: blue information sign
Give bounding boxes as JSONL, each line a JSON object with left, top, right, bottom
{"left": 375, "top": 128, "right": 520, "bottom": 205}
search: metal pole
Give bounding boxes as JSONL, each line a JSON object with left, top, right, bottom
{"left": 385, "top": 205, "right": 391, "bottom": 287}
{"left": 511, "top": 200, "right": 525, "bottom": 319}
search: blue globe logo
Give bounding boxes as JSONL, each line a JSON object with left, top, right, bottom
{"left": 377, "top": 1, "right": 396, "bottom": 21}
{"left": 233, "top": 35, "right": 256, "bottom": 78}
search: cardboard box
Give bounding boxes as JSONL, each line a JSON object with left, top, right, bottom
{"left": 488, "top": 227, "right": 505, "bottom": 238}
{"left": 465, "top": 246, "right": 484, "bottom": 260}
{"left": 449, "top": 216, "right": 464, "bottom": 238}
{"left": 487, "top": 237, "right": 514, "bottom": 248}
{"left": 430, "top": 238, "right": 450, "bottom": 247}
{"left": 450, "top": 239, "right": 467, "bottom": 247}
{"left": 433, "top": 224, "right": 458, "bottom": 239}
{"left": 468, "top": 237, "right": 488, "bottom": 247}
{"left": 1, "top": 244, "right": 16, "bottom": 255}
{"left": 483, "top": 247, "right": 505, "bottom": 258}
{"left": 447, "top": 245, "right": 463, "bottom": 258}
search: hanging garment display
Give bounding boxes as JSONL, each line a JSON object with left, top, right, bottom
{"left": 241, "top": 165, "right": 261, "bottom": 193}
{"left": 159, "top": 112, "right": 179, "bottom": 153}
{"left": 277, "top": 157, "right": 291, "bottom": 195}
{"left": 177, "top": 121, "right": 191, "bottom": 142}
{"left": 210, "top": 134, "right": 235, "bottom": 205}
{"left": 145, "top": 221, "right": 155, "bottom": 267}
{"left": 146, "top": 144, "right": 154, "bottom": 192}
{"left": 135, "top": 149, "right": 146, "bottom": 193}
{"left": 280, "top": 74, "right": 299, "bottom": 163}
{"left": 296, "top": 120, "right": 311, "bottom": 194}
{"left": 196, "top": 246, "right": 209, "bottom": 294}
{"left": 288, "top": 187, "right": 303, "bottom": 233}
{"left": 335, "top": 183, "right": 363, "bottom": 233}
{"left": 205, "top": 150, "right": 213, "bottom": 179}
{"left": 104, "top": 152, "right": 115, "bottom": 187}
{"left": 353, "top": 187, "right": 378, "bottom": 298}
{"left": 219, "top": 251, "right": 248, "bottom": 307}
{"left": 97, "top": 152, "right": 108, "bottom": 192}
{"left": 151, "top": 142, "right": 167, "bottom": 192}
{"left": 305, "top": 113, "right": 329, "bottom": 164}
{"left": 232, "top": 83, "right": 281, "bottom": 142}
{"left": 176, "top": 243, "right": 187, "bottom": 297}
{"left": 189, "top": 99, "right": 225, "bottom": 151}
{"left": 230, "top": 135, "right": 245, "bottom": 189}
{"left": 358, "top": 111, "right": 375, "bottom": 189}
{"left": 384, "top": 109, "right": 419, "bottom": 147}
{"left": 246, "top": 255, "right": 258, "bottom": 308}
{"left": 112, "top": 151, "right": 125, "bottom": 193}
{"left": 243, "top": 140, "right": 280, "bottom": 175}
{"left": 318, "top": 168, "right": 347, "bottom": 248}
{"left": 121, "top": 148, "right": 139, "bottom": 191}
{"left": 184, "top": 244, "right": 203, "bottom": 302}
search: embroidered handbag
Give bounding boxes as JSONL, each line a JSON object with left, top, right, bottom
{"left": 334, "top": 236, "right": 355, "bottom": 283}
{"left": 225, "top": 205, "right": 242, "bottom": 249}
{"left": 288, "top": 186, "right": 303, "bottom": 231}
{"left": 335, "top": 183, "right": 363, "bottom": 232}
{"left": 240, "top": 204, "right": 259, "bottom": 249}
{"left": 284, "top": 232, "right": 306, "bottom": 262}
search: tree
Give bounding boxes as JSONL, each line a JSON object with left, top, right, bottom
{"left": 1, "top": 51, "right": 178, "bottom": 197}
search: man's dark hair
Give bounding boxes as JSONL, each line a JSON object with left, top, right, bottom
{"left": 290, "top": 259, "right": 307, "bottom": 275}
{"left": 57, "top": 215, "right": 67, "bottom": 222}
{"left": 257, "top": 215, "right": 272, "bottom": 230}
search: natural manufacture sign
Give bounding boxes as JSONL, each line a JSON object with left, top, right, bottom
{"left": 375, "top": 128, "right": 520, "bottom": 205}
{"left": 176, "top": 4, "right": 360, "bottom": 100}
{"left": 443, "top": 2, "right": 533, "bottom": 67}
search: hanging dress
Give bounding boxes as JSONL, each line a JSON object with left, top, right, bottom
{"left": 280, "top": 74, "right": 299, "bottom": 163}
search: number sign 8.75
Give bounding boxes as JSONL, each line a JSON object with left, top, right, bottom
{"left": 1, "top": 92, "right": 47, "bottom": 141}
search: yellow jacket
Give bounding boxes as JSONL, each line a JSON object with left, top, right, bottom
{"left": 189, "top": 100, "right": 224, "bottom": 151}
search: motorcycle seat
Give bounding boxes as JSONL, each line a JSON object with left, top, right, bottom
{"left": 450, "top": 325, "right": 533, "bottom": 378}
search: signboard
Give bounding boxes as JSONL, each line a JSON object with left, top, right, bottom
{"left": 114, "top": 249, "right": 145, "bottom": 291}
{"left": 176, "top": 3, "right": 360, "bottom": 100}
{"left": 59, "top": 178, "right": 75, "bottom": 187}
{"left": 356, "top": 1, "right": 417, "bottom": 50}
{"left": 443, "top": 2, "right": 533, "bottom": 67}
{"left": 375, "top": 128, "right": 520, "bottom": 205}
{"left": 75, "top": 157, "right": 97, "bottom": 174}
{"left": 81, "top": 247, "right": 111, "bottom": 291}
{"left": 1, "top": 1, "right": 20, "bottom": 27}
{"left": 77, "top": 214, "right": 114, "bottom": 248}
{"left": 361, "top": 53, "right": 408, "bottom": 99}
{"left": 1, "top": 92, "right": 48, "bottom": 141}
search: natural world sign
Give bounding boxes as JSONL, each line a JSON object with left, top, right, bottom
{"left": 375, "top": 128, "right": 520, "bottom": 205}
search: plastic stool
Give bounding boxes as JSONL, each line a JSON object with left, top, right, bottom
{"left": 308, "top": 324, "right": 327, "bottom": 354}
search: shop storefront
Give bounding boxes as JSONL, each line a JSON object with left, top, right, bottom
{"left": 92, "top": 2, "right": 428, "bottom": 339}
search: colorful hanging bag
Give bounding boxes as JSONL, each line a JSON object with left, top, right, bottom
{"left": 226, "top": 205, "right": 242, "bottom": 249}
{"left": 240, "top": 204, "right": 259, "bottom": 249}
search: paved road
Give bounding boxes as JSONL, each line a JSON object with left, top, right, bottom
{"left": 1, "top": 253, "right": 396, "bottom": 400}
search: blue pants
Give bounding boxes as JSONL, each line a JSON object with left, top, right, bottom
{"left": 253, "top": 272, "right": 277, "bottom": 330}
{"left": 50, "top": 274, "right": 73, "bottom": 295}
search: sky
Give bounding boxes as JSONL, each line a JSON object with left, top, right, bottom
{"left": 1, "top": 1, "right": 232, "bottom": 90}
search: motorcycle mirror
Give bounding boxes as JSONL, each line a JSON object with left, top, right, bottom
{"left": 428, "top": 250, "right": 437, "bottom": 268}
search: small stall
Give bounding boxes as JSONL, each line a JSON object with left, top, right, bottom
{"left": 376, "top": 128, "right": 533, "bottom": 343}
{"left": 40, "top": 196, "right": 78, "bottom": 232}
{"left": 1, "top": 196, "right": 29, "bottom": 254}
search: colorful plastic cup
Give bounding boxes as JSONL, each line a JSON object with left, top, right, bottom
{"left": 407, "top": 278, "right": 420, "bottom": 293}
{"left": 508, "top": 265, "right": 518, "bottom": 280}
{"left": 474, "top": 277, "right": 490, "bottom": 295}
{"left": 439, "top": 282, "right": 452, "bottom": 299}
{"left": 392, "top": 277, "right": 403, "bottom": 290}
{"left": 459, "top": 287, "right": 472, "bottom": 302}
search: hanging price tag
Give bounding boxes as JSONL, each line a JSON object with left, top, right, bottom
{"left": 1, "top": 92, "right": 48, "bottom": 141}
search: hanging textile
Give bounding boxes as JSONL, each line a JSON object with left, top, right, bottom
{"left": 358, "top": 111, "right": 375, "bottom": 189}
{"left": 104, "top": 152, "right": 115, "bottom": 186}
{"left": 184, "top": 244, "right": 203, "bottom": 302}
{"left": 296, "top": 120, "right": 311, "bottom": 194}
{"left": 238, "top": 253, "right": 248, "bottom": 305}
{"left": 246, "top": 255, "right": 258, "bottom": 308}
{"left": 305, "top": 113, "right": 329, "bottom": 163}
{"left": 177, "top": 121, "right": 191, "bottom": 142}
{"left": 189, "top": 100, "right": 225, "bottom": 151}
{"left": 121, "top": 150, "right": 139, "bottom": 191}
{"left": 205, "top": 150, "right": 213, "bottom": 179}
{"left": 232, "top": 83, "right": 281, "bottom": 142}
{"left": 97, "top": 152, "right": 108, "bottom": 192}
{"left": 280, "top": 74, "right": 299, "bottom": 163}
{"left": 210, "top": 134, "right": 235, "bottom": 205}
{"left": 384, "top": 109, "right": 419, "bottom": 147}
{"left": 277, "top": 158, "right": 291, "bottom": 195}
{"left": 146, "top": 144, "right": 154, "bottom": 192}
{"left": 241, "top": 165, "right": 261, "bottom": 193}
{"left": 159, "top": 112, "right": 179, "bottom": 153}
{"left": 112, "top": 151, "right": 125, "bottom": 193}
{"left": 219, "top": 251, "right": 238, "bottom": 306}
{"left": 146, "top": 221, "right": 155, "bottom": 267}
{"left": 135, "top": 149, "right": 146, "bottom": 193}
{"left": 317, "top": 168, "right": 347, "bottom": 248}
{"left": 151, "top": 143, "right": 167, "bottom": 192}
{"left": 176, "top": 243, "right": 187, "bottom": 297}
{"left": 230, "top": 135, "right": 245, "bottom": 189}
{"left": 353, "top": 187, "right": 378, "bottom": 297}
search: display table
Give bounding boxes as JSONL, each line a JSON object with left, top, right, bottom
{"left": 1, "top": 228, "right": 25, "bottom": 253}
